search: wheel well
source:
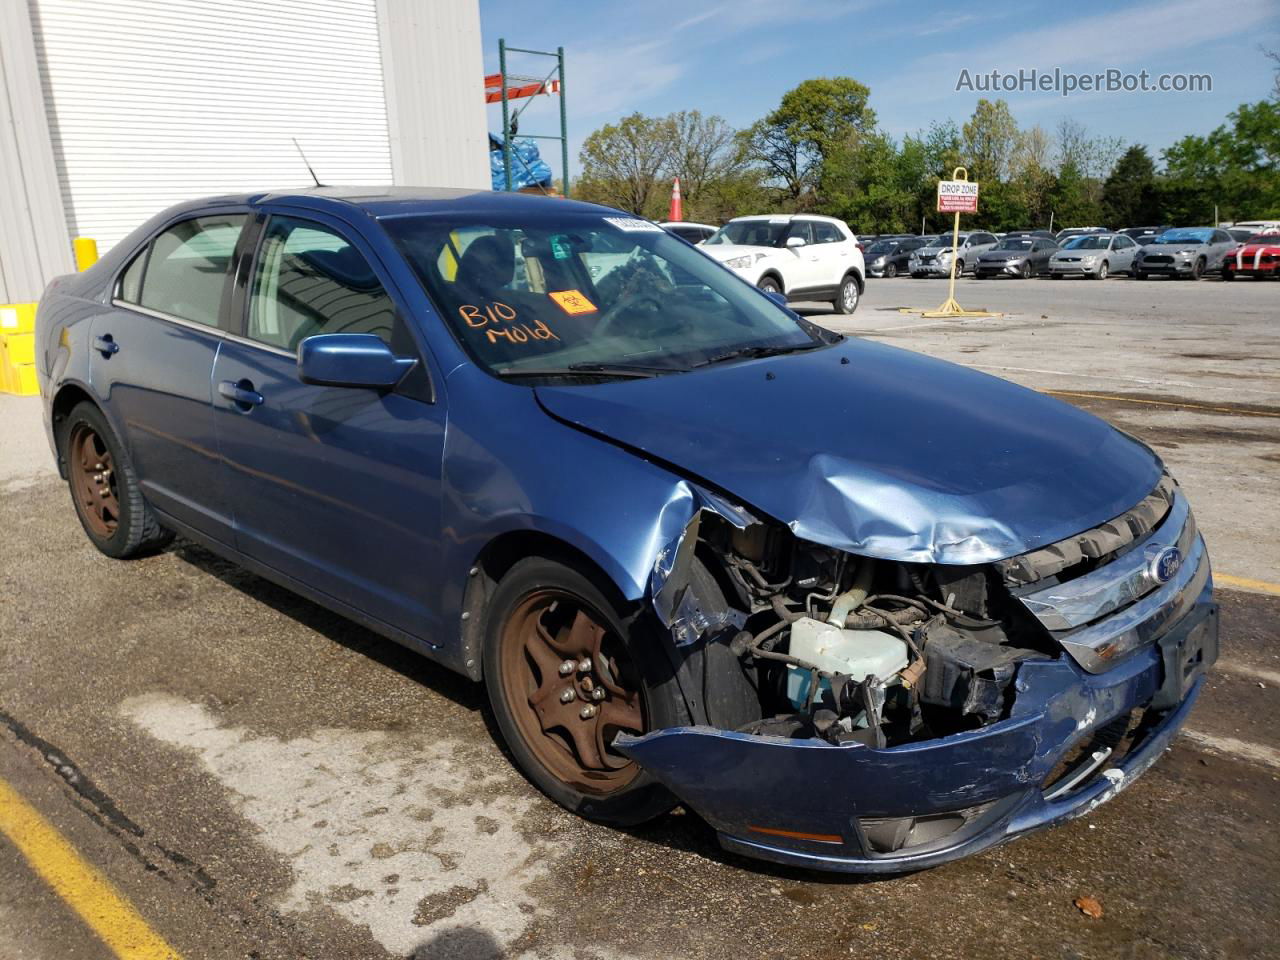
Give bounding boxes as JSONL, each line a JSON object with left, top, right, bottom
{"left": 458, "top": 530, "right": 630, "bottom": 682}
{"left": 758, "top": 270, "right": 784, "bottom": 291}
{"left": 50, "top": 384, "right": 96, "bottom": 475}
{"left": 843, "top": 268, "right": 864, "bottom": 291}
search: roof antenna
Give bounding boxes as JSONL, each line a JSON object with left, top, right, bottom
{"left": 292, "top": 137, "right": 323, "bottom": 187}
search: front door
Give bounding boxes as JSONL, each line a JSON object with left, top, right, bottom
{"left": 211, "top": 212, "right": 446, "bottom": 641}
{"left": 91, "top": 212, "right": 247, "bottom": 543}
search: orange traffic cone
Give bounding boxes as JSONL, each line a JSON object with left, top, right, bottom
{"left": 668, "top": 177, "right": 683, "bottom": 222}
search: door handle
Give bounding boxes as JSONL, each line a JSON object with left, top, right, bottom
{"left": 218, "top": 379, "right": 264, "bottom": 411}
{"left": 93, "top": 334, "right": 119, "bottom": 358}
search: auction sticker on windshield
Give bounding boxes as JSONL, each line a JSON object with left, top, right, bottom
{"left": 603, "top": 217, "right": 662, "bottom": 232}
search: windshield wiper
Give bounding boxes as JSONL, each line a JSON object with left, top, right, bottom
{"left": 690, "top": 341, "right": 826, "bottom": 369}
{"left": 495, "top": 361, "right": 677, "bottom": 380}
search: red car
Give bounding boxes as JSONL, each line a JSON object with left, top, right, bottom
{"left": 1223, "top": 232, "right": 1280, "bottom": 280}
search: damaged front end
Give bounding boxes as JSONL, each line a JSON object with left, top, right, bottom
{"left": 620, "top": 475, "right": 1218, "bottom": 872}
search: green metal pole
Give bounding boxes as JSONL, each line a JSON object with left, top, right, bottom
{"left": 557, "top": 46, "right": 568, "bottom": 197}
{"left": 499, "top": 38, "right": 512, "bottom": 191}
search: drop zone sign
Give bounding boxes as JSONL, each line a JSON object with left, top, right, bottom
{"left": 937, "top": 180, "right": 979, "bottom": 213}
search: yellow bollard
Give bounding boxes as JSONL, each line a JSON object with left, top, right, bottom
{"left": 73, "top": 237, "right": 99, "bottom": 272}
{"left": 0, "top": 303, "right": 39, "bottom": 396}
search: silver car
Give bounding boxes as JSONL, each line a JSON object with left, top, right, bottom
{"left": 908, "top": 231, "right": 999, "bottom": 277}
{"left": 1048, "top": 233, "right": 1139, "bottom": 279}
{"left": 1133, "top": 227, "right": 1238, "bottom": 280}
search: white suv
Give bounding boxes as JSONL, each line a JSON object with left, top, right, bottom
{"left": 700, "top": 215, "right": 865, "bottom": 313}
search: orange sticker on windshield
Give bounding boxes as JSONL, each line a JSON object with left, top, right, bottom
{"left": 548, "top": 290, "right": 597, "bottom": 315}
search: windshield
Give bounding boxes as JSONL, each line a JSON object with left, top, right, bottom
{"left": 1247, "top": 233, "right": 1280, "bottom": 244}
{"left": 384, "top": 213, "right": 827, "bottom": 378}
{"left": 993, "top": 238, "right": 1034, "bottom": 251}
{"left": 924, "top": 234, "right": 964, "bottom": 248}
{"left": 703, "top": 219, "right": 790, "bottom": 247}
{"left": 1154, "top": 228, "right": 1212, "bottom": 245}
{"left": 1064, "top": 236, "right": 1111, "bottom": 250}
{"left": 867, "top": 240, "right": 899, "bottom": 254}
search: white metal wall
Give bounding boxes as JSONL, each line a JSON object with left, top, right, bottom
{"left": 30, "top": 0, "right": 399, "bottom": 251}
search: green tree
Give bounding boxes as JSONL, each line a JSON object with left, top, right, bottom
{"left": 1161, "top": 99, "right": 1280, "bottom": 222}
{"left": 1102, "top": 145, "right": 1160, "bottom": 226}
{"left": 578, "top": 113, "right": 677, "bottom": 215}
{"left": 745, "top": 76, "right": 877, "bottom": 206}
{"left": 962, "top": 99, "right": 1019, "bottom": 182}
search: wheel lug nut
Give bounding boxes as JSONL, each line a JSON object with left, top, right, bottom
{"left": 592, "top": 689, "right": 605, "bottom": 701}
{"left": 578, "top": 657, "right": 592, "bottom": 672}
{"left": 558, "top": 660, "right": 575, "bottom": 676}
{"left": 579, "top": 705, "right": 597, "bottom": 720}
{"left": 559, "top": 688, "right": 576, "bottom": 703}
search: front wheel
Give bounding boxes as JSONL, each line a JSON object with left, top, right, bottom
{"left": 884, "top": 263, "right": 897, "bottom": 278}
{"left": 1020, "top": 261, "right": 1032, "bottom": 279}
{"left": 58, "top": 402, "right": 173, "bottom": 559}
{"left": 833, "top": 274, "right": 861, "bottom": 314}
{"left": 1222, "top": 266, "right": 1235, "bottom": 281}
{"left": 955, "top": 259, "right": 965, "bottom": 276}
{"left": 1191, "top": 257, "right": 1205, "bottom": 280}
{"left": 483, "top": 557, "right": 680, "bottom": 825}
{"left": 1136, "top": 271, "right": 1149, "bottom": 280}
{"left": 1096, "top": 261, "right": 1109, "bottom": 280}
{"left": 758, "top": 276, "right": 781, "bottom": 296}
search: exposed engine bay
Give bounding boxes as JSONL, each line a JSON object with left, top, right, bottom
{"left": 656, "top": 508, "right": 1061, "bottom": 747}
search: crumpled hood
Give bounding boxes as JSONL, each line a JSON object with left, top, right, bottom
{"left": 534, "top": 340, "right": 1162, "bottom": 564}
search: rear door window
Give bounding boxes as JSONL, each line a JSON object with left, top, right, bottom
{"left": 135, "top": 215, "right": 246, "bottom": 326}
{"left": 812, "top": 222, "right": 843, "bottom": 244}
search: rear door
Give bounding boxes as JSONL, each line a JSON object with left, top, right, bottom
{"left": 808, "top": 220, "right": 854, "bottom": 290}
{"left": 211, "top": 209, "right": 447, "bottom": 640}
{"left": 92, "top": 211, "right": 247, "bottom": 543}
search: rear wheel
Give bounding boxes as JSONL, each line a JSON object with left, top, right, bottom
{"left": 58, "top": 402, "right": 173, "bottom": 559}
{"left": 484, "top": 557, "right": 680, "bottom": 825}
{"left": 833, "top": 274, "right": 861, "bottom": 314}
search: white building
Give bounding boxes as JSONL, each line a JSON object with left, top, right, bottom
{"left": 0, "top": 0, "right": 489, "bottom": 302}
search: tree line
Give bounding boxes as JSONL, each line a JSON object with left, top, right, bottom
{"left": 573, "top": 71, "right": 1280, "bottom": 234}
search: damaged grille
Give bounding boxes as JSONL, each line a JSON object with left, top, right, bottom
{"left": 1001, "top": 476, "right": 1209, "bottom": 673}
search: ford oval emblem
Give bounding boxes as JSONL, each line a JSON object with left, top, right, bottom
{"left": 1149, "top": 546, "right": 1183, "bottom": 584}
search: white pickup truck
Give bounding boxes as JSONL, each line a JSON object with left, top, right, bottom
{"left": 700, "top": 214, "right": 865, "bottom": 313}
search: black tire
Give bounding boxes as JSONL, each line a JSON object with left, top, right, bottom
{"left": 1136, "top": 271, "right": 1149, "bottom": 280}
{"left": 1051, "top": 273, "right": 1062, "bottom": 279}
{"left": 955, "top": 259, "right": 965, "bottom": 276}
{"left": 57, "top": 401, "right": 173, "bottom": 559}
{"left": 884, "top": 263, "right": 897, "bottom": 278}
{"left": 833, "top": 274, "right": 861, "bottom": 314}
{"left": 1020, "top": 261, "right": 1032, "bottom": 279}
{"left": 1222, "top": 266, "right": 1234, "bottom": 282}
{"left": 483, "top": 556, "right": 682, "bottom": 826}
{"left": 1191, "top": 258, "right": 1205, "bottom": 280}
{"left": 758, "top": 276, "right": 782, "bottom": 296}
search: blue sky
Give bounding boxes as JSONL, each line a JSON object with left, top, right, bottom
{"left": 479, "top": 0, "right": 1279, "bottom": 180}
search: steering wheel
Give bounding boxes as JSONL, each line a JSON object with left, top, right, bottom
{"left": 595, "top": 291, "right": 667, "bottom": 339}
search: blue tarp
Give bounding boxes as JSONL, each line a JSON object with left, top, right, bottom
{"left": 489, "top": 133, "right": 553, "bottom": 192}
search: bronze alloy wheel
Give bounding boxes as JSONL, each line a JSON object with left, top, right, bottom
{"left": 497, "top": 589, "right": 646, "bottom": 794}
{"left": 67, "top": 422, "right": 120, "bottom": 538}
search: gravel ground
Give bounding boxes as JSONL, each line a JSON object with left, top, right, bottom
{"left": 1, "top": 274, "right": 1277, "bottom": 960}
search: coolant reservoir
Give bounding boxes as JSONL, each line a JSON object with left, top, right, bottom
{"left": 785, "top": 617, "right": 909, "bottom": 710}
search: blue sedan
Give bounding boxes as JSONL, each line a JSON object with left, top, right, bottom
{"left": 35, "top": 188, "right": 1217, "bottom": 872}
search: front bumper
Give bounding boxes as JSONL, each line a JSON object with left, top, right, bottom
{"left": 618, "top": 566, "right": 1215, "bottom": 873}
{"left": 1136, "top": 257, "right": 1197, "bottom": 275}
{"left": 974, "top": 261, "right": 1027, "bottom": 277}
{"left": 1048, "top": 261, "right": 1101, "bottom": 276}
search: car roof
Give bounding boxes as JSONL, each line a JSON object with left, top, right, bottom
{"left": 659, "top": 221, "right": 716, "bottom": 229}
{"left": 726, "top": 214, "right": 847, "bottom": 224}
{"left": 167, "top": 186, "right": 623, "bottom": 221}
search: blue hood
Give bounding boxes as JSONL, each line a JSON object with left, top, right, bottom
{"left": 534, "top": 340, "right": 1162, "bottom": 564}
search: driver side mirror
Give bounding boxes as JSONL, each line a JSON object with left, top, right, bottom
{"left": 785, "top": 236, "right": 807, "bottom": 249}
{"left": 298, "top": 333, "right": 417, "bottom": 389}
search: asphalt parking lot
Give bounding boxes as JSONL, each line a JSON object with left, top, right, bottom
{"left": 1, "top": 275, "right": 1277, "bottom": 960}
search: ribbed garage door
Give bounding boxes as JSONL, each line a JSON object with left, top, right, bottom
{"left": 30, "top": 0, "right": 394, "bottom": 251}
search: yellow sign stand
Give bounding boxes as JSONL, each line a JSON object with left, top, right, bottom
{"left": 914, "top": 168, "right": 1000, "bottom": 319}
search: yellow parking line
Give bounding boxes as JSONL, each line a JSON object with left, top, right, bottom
{"left": 1046, "top": 390, "right": 1280, "bottom": 419}
{"left": 0, "top": 777, "right": 181, "bottom": 959}
{"left": 1216, "top": 573, "right": 1280, "bottom": 597}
